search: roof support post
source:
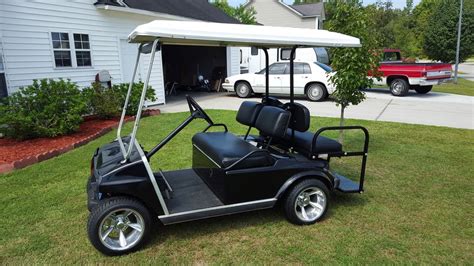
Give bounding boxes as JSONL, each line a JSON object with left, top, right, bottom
{"left": 289, "top": 46, "right": 297, "bottom": 104}
{"left": 261, "top": 47, "right": 269, "bottom": 101}
{"left": 117, "top": 43, "right": 144, "bottom": 158}
{"left": 123, "top": 38, "right": 160, "bottom": 162}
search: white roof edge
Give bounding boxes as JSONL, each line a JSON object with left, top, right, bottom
{"left": 128, "top": 20, "right": 361, "bottom": 48}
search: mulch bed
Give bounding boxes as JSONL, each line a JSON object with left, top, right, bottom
{"left": 0, "top": 109, "right": 160, "bottom": 174}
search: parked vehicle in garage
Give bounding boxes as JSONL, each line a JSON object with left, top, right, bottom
{"left": 372, "top": 49, "right": 452, "bottom": 96}
{"left": 223, "top": 61, "right": 335, "bottom": 101}
{"left": 86, "top": 20, "right": 368, "bottom": 256}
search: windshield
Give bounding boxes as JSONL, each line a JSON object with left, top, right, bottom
{"left": 315, "top": 62, "right": 332, "bottom": 73}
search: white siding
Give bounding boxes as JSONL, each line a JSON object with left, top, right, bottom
{"left": 226, "top": 47, "right": 240, "bottom": 77}
{"left": 0, "top": 0, "right": 166, "bottom": 104}
{"left": 248, "top": 0, "right": 317, "bottom": 29}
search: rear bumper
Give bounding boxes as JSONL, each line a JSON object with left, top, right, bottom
{"left": 419, "top": 78, "right": 452, "bottom": 86}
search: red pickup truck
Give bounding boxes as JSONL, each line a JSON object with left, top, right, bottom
{"left": 372, "top": 49, "right": 452, "bottom": 96}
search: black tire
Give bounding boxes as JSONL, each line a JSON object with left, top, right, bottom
{"left": 283, "top": 179, "right": 330, "bottom": 225}
{"left": 87, "top": 197, "right": 152, "bottom": 256}
{"left": 413, "top": 85, "right": 432, "bottom": 94}
{"left": 235, "top": 81, "right": 252, "bottom": 98}
{"left": 389, "top": 78, "right": 409, "bottom": 96}
{"left": 305, "top": 83, "right": 328, "bottom": 101}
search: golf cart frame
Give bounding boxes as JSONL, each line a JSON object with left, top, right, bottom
{"left": 86, "top": 20, "right": 369, "bottom": 255}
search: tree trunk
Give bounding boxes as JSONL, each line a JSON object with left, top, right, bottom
{"left": 338, "top": 105, "right": 345, "bottom": 145}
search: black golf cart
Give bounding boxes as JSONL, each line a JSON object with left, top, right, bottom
{"left": 86, "top": 20, "right": 369, "bottom": 255}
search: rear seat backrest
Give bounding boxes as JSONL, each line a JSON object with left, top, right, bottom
{"left": 255, "top": 106, "right": 291, "bottom": 138}
{"left": 236, "top": 101, "right": 263, "bottom": 127}
{"left": 283, "top": 102, "right": 310, "bottom": 132}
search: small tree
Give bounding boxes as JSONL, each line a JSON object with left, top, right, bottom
{"left": 423, "top": 0, "right": 474, "bottom": 63}
{"left": 211, "top": 0, "right": 257, "bottom": 25}
{"left": 326, "top": 1, "right": 381, "bottom": 143}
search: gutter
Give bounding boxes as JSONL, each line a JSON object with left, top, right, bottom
{"left": 95, "top": 4, "right": 197, "bottom": 21}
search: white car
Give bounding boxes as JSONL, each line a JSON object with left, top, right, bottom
{"left": 223, "top": 61, "right": 335, "bottom": 101}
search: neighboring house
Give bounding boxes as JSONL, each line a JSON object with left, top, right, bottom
{"left": 0, "top": 0, "right": 241, "bottom": 104}
{"left": 244, "top": 0, "right": 325, "bottom": 29}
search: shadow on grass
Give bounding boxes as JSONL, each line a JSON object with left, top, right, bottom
{"left": 145, "top": 192, "right": 367, "bottom": 250}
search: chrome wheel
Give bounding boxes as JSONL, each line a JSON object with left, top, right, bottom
{"left": 294, "top": 187, "right": 327, "bottom": 222}
{"left": 99, "top": 208, "right": 145, "bottom": 251}
{"left": 391, "top": 81, "right": 403, "bottom": 95}
{"left": 390, "top": 78, "right": 408, "bottom": 96}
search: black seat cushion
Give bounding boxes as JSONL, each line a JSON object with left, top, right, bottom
{"left": 236, "top": 101, "right": 263, "bottom": 127}
{"left": 192, "top": 132, "right": 274, "bottom": 169}
{"left": 255, "top": 106, "right": 291, "bottom": 139}
{"left": 285, "top": 129, "right": 342, "bottom": 156}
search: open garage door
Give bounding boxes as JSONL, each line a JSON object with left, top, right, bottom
{"left": 162, "top": 45, "right": 227, "bottom": 97}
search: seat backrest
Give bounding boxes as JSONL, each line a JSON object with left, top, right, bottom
{"left": 236, "top": 101, "right": 263, "bottom": 127}
{"left": 255, "top": 106, "right": 291, "bottom": 138}
{"left": 283, "top": 102, "right": 310, "bottom": 132}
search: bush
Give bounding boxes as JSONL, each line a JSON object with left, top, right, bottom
{"left": 113, "top": 82, "right": 156, "bottom": 115}
{"left": 82, "top": 82, "right": 121, "bottom": 119}
{"left": 0, "top": 79, "right": 87, "bottom": 139}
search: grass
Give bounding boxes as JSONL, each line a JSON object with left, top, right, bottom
{"left": 432, "top": 78, "right": 474, "bottom": 96}
{"left": 1, "top": 110, "right": 473, "bottom": 264}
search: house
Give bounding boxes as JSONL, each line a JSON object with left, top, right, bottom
{"left": 0, "top": 0, "right": 241, "bottom": 104}
{"left": 239, "top": 0, "right": 327, "bottom": 74}
{"left": 244, "top": 0, "right": 325, "bottom": 29}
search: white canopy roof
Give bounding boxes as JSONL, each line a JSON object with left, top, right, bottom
{"left": 128, "top": 20, "right": 361, "bottom": 48}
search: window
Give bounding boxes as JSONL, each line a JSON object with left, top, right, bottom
{"left": 303, "top": 63, "right": 312, "bottom": 74}
{"left": 251, "top": 46, "right": 258, "bottom": 56}
{"left": 383, "top": 51, "right": 401, "bottom": 62}
{"left": 51, "top": 32, "right": 91, "bottom": 68}
{"left": 268, "top": 63, "right": 286, "bottom": 75}
{"left": 285, "top": 63, "right": 304, "bottom": 74}
{"left": 74, "top": 34, "right": 91, "bottom": 67}
{"left": 280, "top": 48, "right": 295, "bottom": 60}
{"left": 0, "top": 53, "right": 7, "bottom": 98}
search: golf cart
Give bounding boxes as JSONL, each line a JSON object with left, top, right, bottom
{"left": 86, "top": 20, "right": 369, "bottom": 255}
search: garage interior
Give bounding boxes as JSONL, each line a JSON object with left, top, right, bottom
{"left": 162, "top": 45, "right": 227, "bottom": 100}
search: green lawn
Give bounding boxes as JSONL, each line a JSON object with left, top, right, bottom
{"left": 433, "top": 78, "right": 474, "bottom": 96}
{"left": 1, "top": 111, "right": 473, "bottom": 264}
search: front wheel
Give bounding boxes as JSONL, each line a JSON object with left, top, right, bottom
{"left": 413, "top": 85, "right": 432, "bottom": 94}
{"left": 306, "top": 83, "right": 328, "bottom": 102}
{"left": 389, "top": 78, "right": 409, "bottom": 96}
{"left": 87, "top": 197, "right": 152, "bottom": 256}
{"left": 283, "top": 179, "right": 329, "bottom": 225}
{"left": 235, "top": 81, "right": 252, "bottom": 98}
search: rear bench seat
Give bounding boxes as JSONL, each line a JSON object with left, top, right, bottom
{"left": 192, "top": 106, "right": 291, "bottom": 169}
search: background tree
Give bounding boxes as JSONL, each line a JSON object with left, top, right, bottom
{"left": 211, "top": 0, "right": 257, "bottom": 24}
{"left": 293, "top": 0, "right": 321, "bottom": 4}
{"left": 423, "top": 0, "right": 474, "bottom": 63}
{"left": 326, "top": 1, "right": 381, "bottom": 143}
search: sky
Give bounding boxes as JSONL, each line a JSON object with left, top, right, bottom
{"left": 228, "top": 0, "right": 422, "bottom": 9}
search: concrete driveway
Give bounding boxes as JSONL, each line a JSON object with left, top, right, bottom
{"left": 456, "top": 62, "right": 474, "bottom": 81}
{"left": 157, "top": 89, "right": 474, "bottom": 129}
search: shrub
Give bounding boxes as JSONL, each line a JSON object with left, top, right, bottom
{"left": 113, "top": 82, "right": 156, "bottom": 115}
{"left": 0, "top": 79, "right": 87, "bottom": 139}
{"left": 82, "top": 82, "right": 121, "bottom": 119}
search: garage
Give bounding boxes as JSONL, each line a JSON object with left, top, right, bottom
{"left": 161, "top": 45, "right": 228, "bottom": 98}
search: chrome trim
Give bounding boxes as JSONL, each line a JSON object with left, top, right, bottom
{"left": 158, "top": 198, "right": 276, "bottom": 220}
{"left": 193, "top": 144, "right": 221, "bottom": 168}
{"left": 134, "top": 139, "right": 169, "bottom": 215}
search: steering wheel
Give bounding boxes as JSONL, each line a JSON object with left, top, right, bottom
{"left": 186, "top": 95, "right": 214, "bottom": 125}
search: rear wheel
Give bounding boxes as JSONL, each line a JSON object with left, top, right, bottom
{"left": 235, "top": 81, "right": 252, "bottom": 98}
{"left": 306, "top": 83, "right": 328, "bottom": 102}
{"left": 389, "top": 78, "right": 409, "bottom": 96}
{"left": 87, "top": 197, "right": 152, "bottom": 256}
{"left": 283, "top": 179, "right": 329, "bottom": 225}
{"left": 413, "top": 85, "right": 432, "bottom": 94}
